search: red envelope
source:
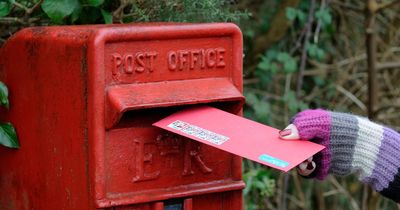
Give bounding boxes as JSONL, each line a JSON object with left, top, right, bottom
{"left": 153, "top": 106, "right": 325, "bottom": 172}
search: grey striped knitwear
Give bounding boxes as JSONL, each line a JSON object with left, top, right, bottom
{"left": 292, "top": 109, "right": 400, "bottom": 203}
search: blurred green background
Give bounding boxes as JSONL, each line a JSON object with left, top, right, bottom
{"left": 1, "top": 0, "right": 400, "bottom": 209}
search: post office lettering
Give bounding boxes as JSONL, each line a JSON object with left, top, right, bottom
{"left": 168, "top": 48, "right": 226, "bottom": 71}
{"left": 111, "top": 48, "right": 226, "bottom": 76}
{"left": 112, "top": 52, "right": 158, "bottom": 75}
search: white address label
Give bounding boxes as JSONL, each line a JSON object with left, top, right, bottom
{"left": 167, "top": 120, "right": 229, "bottom": 145}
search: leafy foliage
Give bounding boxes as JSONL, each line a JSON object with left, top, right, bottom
{"left": 315, "top": 7, "right": 332, "bottom": 27}
{"left": 286, "top": 7, "right": 306, "bottom": 24}
{"left": 244, "top": 167, "right": 276, "bottom": 209}
{"left": 0, "top": 0, "right": 13, "bottom": 17}
{"left": 0, "top": 0, "right": 249, "bottom": 26}
{"left": 0, "top": 81, "right": 9, "bottom": 109}
{"left": 41, "top": 0, "right": 80, "bottom": 23}
{"left": 307, "top": 43, "right": 325, "bottom": 61}
{"left": 0, "top": 123, "right": 18, "bottom": 148}
{"left": 0, "top": 82, "right": 18, "bottom": 148}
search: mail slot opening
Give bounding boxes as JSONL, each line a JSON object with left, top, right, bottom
{"left": 114, "top": 100, "right": 243, "bottom": 129}
{"left": 105, "top": 78, "right": 244, "bottom": 129}
{"left": 164, "top": 198, "right": 184, "bottom": 210}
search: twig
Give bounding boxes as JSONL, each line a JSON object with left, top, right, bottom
{"left": 334, "top": 48, "right": 400, "bottom": 67}
{"left": 243, "top": 78, "right": 260, "bottom": 85}
{"left": 362, "top": 184, "right": 369, "bottom": 210}
{"left": 377, "top": 61, "right": 400, "bottom": 70}
{"left": 276, "top": 175, "right": 282, "bottom": 209}
{"left": 284, "top": 73, "right": 292, "bottom": 123}
{"left": 291, "top": 172, "right": 306, "bottom": 209}
{"left": 366, "top": 0, "right": 378, "bottom": 120}
{"left": 26, "top": 0, "right": 44, "bottom": 15}
{"left": 12, "top": 1, "right": 29, "bottom": 12}
{"left": 0, "top": 17, "right": 40, "bottom": 24}
{"left": 113, "top": 0, "right": 130, "bottom": 22}
{"left": 303, "top": 86, "right": 322, "bottom": 102}
{"left": 285, "top": 193, "right": 305, "bottom": 208}
{"left": 313, "top": 0, "right": 330, "bottom": 43}
{"left": 280, "top": 72, "right": 294, "bottom": 210}
{"left": 336, "top": 53, "right": 367, "bottom": 67}
{"left": 329, "top": 177, "right": 360, "bottom": 210}
{"left": 315, "top": 183, "right": 325, "bottom": 210}
{"left": 296, "top": 0, "right": 316, "bottom": 98}
{"left": 290, "top": 27, "right": 307, "bottom": 54}
{"left": 382, "top": 70, "right": 395, "bottom": 92}
{"left": 374, "top": 105, "right": 400, "bottom": 115}
{"left": 336, "top": 85, "right": 367, "bottom": 111}
{"left": 322, "top": 189, "right": 341, "bottom": 197}
{"left": 302, "top": 68, "right": 328, "bottom": 76}
{"left": 280, "top": 173, "right": 290, "bottom": 210}
{"left": 377, "top": 0, "right": 400, "bottom": 11}
{"left": 331, "top": 0, "right": 364, "bottom": 12}
{"left": 0, "top": 17, "right": 24, "bottom": 24}
{"left": 244, "top": 88, "right": 282, "bottom": 101}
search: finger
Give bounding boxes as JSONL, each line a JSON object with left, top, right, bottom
{"left": 297, "top": 161, "right": 316, "bottom": 176}
{"left": 298, "top": 161, "right": 308, "bottom": 171}
{"left": 279, "top": 124, "right": 300, "bottom": 140}
{"left": 298, "top": 158, "right": 312, "bottom": 168}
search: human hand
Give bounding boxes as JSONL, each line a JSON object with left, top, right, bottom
{"left": 279, "top": 123, "right": 316, "bottom": 177}
{"left": 277, "top": 109, "right": 400, "bottom": 204}
{"left": 278, "top": 109, "right": 333, "bottom": 180}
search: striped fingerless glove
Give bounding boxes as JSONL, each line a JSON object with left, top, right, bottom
{"left": 292, "top": 109, "right": 400, "bottom": 203}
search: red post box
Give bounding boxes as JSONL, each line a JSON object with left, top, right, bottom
{"left": 0, "top": 23, "right": 245, "bottom": 209}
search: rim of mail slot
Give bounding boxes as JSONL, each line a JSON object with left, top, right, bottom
{"left": 106, "top": 77, "right": 245, "bottom": 129}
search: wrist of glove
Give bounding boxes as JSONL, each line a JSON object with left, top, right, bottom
{"left": 280, "top": 109, "right": 400, "bottom": 203}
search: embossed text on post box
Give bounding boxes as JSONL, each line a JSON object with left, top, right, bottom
{"left": 105, "top": 38, "right": 233, "bottom": 85}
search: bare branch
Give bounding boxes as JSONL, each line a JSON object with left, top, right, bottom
{"left": 113, "top": 0, "right": 130, "bottom": 22}
{"left": 296, "top": 0, "right": 316, "bottom": 98}
{"left": 375, "top": 105, "right": 400, "bottom": 115}
{"left": 336, "top": 85, "right": 367, "bottom": 111}
{"left": 329, "top": 177, "right": 360, "bottom": 210}
{"left": 313, "top": 0, "right": 330, "bottom": 43}
{"left": 289, "top": 27, "right": 307, "bottom": 54}
{"left": 366, "top": 0, "right": 378, "bottom": 120}
{"left": 0, "top": 17, "right": 40, "bottom": 25}
{"left": 377, "top": 62, "right": 400, "bottom": 70}
{"left": 27, "top": 0, "right": 44, "bottom": 15}
{"left": 377, "top": 0, "right": 400, "bottom": 11}
{"left": 12, "top": 1, "right": 29, "bottom": 12}
{"left": 331, "top": 0, "right": 363, "bottom": 12}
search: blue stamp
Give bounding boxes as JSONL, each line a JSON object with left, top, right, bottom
{"left": 258, "top": 154, "right": 289, "bottom": 168}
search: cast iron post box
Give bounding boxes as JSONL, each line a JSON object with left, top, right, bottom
{"left": 0, "top": 23, "right": 245, "bottom": 210}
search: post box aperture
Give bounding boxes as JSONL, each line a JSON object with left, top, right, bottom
{"left": 0, "top": 23, "right": 244, "bottom": 210}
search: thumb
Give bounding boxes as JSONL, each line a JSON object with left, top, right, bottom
{"left": 297, "top": 157, "right": 316, "bottom": 176}
{"left": 279, "top": 124, "right": 300, "bottom": 140}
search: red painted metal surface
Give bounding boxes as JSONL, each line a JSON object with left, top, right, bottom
{"left": 0, "top": 23, "right": 244, "bottom": 209}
